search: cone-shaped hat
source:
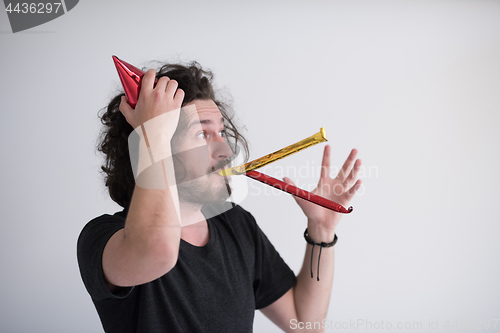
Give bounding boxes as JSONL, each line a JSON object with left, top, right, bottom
{"left": 112, "top": 55, "right": 156, "bottom": 108}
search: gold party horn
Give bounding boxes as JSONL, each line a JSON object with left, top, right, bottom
{"left": 219, "top": 127, "right": 327, "bottom": 176}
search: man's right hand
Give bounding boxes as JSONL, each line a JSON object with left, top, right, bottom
{"left": 118, "top": 69, "right": 185, "bottom": 131}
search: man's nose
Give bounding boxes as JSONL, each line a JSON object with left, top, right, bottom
{"left": 209, "top": 138, "right": 233, "bottom": 160}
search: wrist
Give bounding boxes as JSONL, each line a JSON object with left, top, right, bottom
{"left": 142, "top": 111, "right": 178, "bottom": 161}
{"left": 306, "top": 222, "right": 336, "bottom": 243}
{"left": 303, "top": 227, "right": 338, "bottom": 281}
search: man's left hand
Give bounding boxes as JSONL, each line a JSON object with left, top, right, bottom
{"left": 283, "top": 145, "right": 362, "bottom": 240}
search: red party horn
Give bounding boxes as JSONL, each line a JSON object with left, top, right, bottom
{"left": 112, "top": 55, "right": 157, "bottom": 108}
{"left": 246, "top": 170, "right": 353, "bottom": 214}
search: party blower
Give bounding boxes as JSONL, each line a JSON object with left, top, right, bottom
{"left": 219, "top": 130, "right": 353, "bottom": 214}
{"left": 112, "top": 55, "right": 352, "bottom": 214}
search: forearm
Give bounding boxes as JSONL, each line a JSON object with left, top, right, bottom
{"left": 272, "top": 146, "right": 360, "bottom": 332}
{"left": 293, "top": 225, "right": 336, "bottom": 327}
{"left": 124, "top": 175, "right": 181, "bottom": 255}
{"left": 103, "top": 176, "right": 181, "bottom": 286}
{"left": 122, "top": 116, "right": 181, "bottom": 255}
{"left": 103, "top": 136, "right": 182, "bottom": 286}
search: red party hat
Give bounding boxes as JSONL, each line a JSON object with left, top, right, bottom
{"left": 112, "top": 55, "right": 157, "bottom": 108}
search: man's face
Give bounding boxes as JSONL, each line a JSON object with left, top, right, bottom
{"left": 171, "top": 99, "right": 233, "bottom": 205}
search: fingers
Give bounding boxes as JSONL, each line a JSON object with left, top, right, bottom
{"left": 154, "top": 77, "right": 183, "bottom": 108}
{"left": 283, "top": 177, "right": 305, "bottom": 205}
{"left": 155, "top": 76, "right": 170, "bottom": 93}
{"left": 119, "top": 95, "right": 133, "bottom": 115}
{"left": 344, "top": 158, "right": 362, "bottom": 189}
{"left": 319, "top": 145, "right": 331, "bottom": 181}
{"left": 165, "top": 79, "right": 179, "bottom": 98}
{"left": 142, "top": 69, "right": 157, "bottom": 91}
{"left": 282, "top": 177, "right": 296, "bottom": 196}
{"left": 344, "top": 179, "right": 362, "bottom": 201}
{"left": 174, "top": 88, "right": 185, "bottom": 105}
{"left": 337, "top": 148, "right": 358, "bottom": 182}
{"left": 119, "top": 95, "right": 138, "bottom": 128}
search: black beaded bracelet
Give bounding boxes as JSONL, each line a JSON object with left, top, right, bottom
{"left": 304, "top": 228, "right": 338, "bottom": 281}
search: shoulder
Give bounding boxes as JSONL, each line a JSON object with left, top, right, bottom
{"left": 76, "top": 210, "right": 130, "bottom": 301}
{"left": 79, "top": 210, "right": 126, "bottom": 235}
{"left": 77, "top": 210, "right": 127, "bottom": 255}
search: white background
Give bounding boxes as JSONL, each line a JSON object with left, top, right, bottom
{"left": 1, "top": 1, "right": 499, "bottom": 332}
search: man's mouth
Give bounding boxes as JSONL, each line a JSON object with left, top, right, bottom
{"left": 210, "top": 161, "right": 230, "bottom": 175}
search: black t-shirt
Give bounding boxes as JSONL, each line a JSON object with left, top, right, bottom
{"left": 77, "top": 203, "right": 297, "bottom": 333}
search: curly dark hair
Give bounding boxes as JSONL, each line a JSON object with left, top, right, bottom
{"left": 97, "top": 61, "right": 249, "bottom": 210}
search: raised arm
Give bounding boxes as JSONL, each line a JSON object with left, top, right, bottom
{"left": 102, "top": 69, "right": 185, "bottom": 290}
{"left": 261, "top": 146, "right": 362, "bottom": 332}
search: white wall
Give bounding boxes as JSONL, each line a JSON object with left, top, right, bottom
{"left": 1, "top": 1, "right": 499, "bottom": 332}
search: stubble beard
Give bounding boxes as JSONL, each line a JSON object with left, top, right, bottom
{"left": 177, "top": 172, "right": 232, "bottom": 206}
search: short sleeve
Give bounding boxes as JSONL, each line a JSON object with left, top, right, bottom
{"left": 77, "top": 212, "right": 133, "bottom": 301}
{"left": 252, "top": 220, "right": 297, "bottom": 309}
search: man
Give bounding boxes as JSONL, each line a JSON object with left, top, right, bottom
{"left": 77, "top": 61, "right": 362, "bottom": 332}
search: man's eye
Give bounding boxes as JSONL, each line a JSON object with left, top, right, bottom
{"left": 197, "top": 130, "right": 225, "bottom": 140}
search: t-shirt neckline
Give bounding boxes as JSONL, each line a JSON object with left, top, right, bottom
{"left": 180, "top": 216, "right": 216, "bottom": 252}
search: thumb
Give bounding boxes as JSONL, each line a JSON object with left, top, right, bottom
{"left": 282, "top": 177, "right": 295, "bottom": 186}
{"left": 282, "top": 177, "right": 303, "bottom": 206}
{"left": 119, "top": 95, "right": 134, "bottom": 117}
